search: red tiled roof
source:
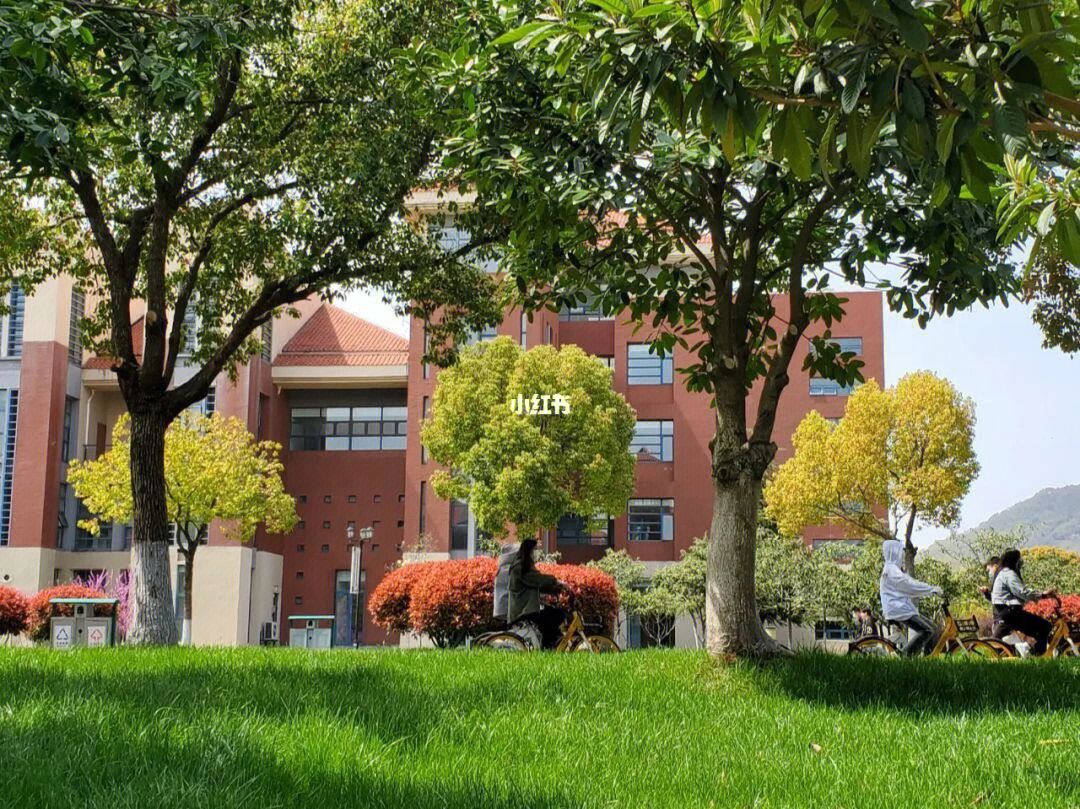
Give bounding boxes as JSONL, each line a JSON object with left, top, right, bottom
{"left": 275, "top": 304, "right": 408, "bottom": 367}
{"left": 83, "top": 317, "right": 145, "bottom": 370}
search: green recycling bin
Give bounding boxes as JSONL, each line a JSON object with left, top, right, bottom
{"left": 49, "top": 598, "right": 119, "bottom": 649}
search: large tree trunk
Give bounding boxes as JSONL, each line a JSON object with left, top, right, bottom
{"left": 126, "top": 409, "right": 178, "bottom": 645}
{"left": 706, "top": 470, "right": 785, "bottom": 659}
{"left": 902, "top": 509, "right": 918, "bottom": 574}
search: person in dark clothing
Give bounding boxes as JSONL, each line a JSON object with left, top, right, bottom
{"left": 991, "top": 548, "right": 1055, "bottom": 656}
{"left": 978, "top": 555, "right": 1005, "bottom": 638}
{"left": 507, "top": 538, "right": 566, "bottom": 649}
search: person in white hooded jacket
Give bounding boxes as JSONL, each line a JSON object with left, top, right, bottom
{"left": 879, "top": 539, "right": 943, "bottom": 656}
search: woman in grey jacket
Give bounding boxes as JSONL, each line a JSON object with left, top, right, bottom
{"left": 508, "top": 538, "right": 566, "bottom": 649}
{"left": 991, "top": 548, "right": 1055, "bottom": 655}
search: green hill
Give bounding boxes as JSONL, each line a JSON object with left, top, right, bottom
{"left": 926, "top": 484, "right": 1080, "bottom": 560}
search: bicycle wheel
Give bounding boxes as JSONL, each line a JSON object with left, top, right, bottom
{"left": 1053, "top": 642, "right": 1078, "bottom": 658}
{"left": 847, "top": 636, "right": 899, "bottom": 656}
{"left": 958, "top": 639, "right": 1001, "bottom": 658}
{"left": 569, "top": 635, "right": 620, "bottom": 653}
{"left": 479, "top": 632, "right": 530, "bottom": 652}
{"left": 982, "top": 640, "right": 1017, "bottom": 659}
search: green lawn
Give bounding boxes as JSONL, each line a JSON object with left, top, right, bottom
{"left": 1, "top": 648, "right": 1078, "bottom": 808}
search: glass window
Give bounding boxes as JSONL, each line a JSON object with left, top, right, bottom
{"left": 627, "top": 344, "right": 672, "bottom": 385}
{"left": 559, "top": 294, "right": 612, "bottom": 321}
{"left": 556, "top": 513, "right": 611, "bottom": 547}
{"left": 260, "top": 320, "right": 273, "bottom": 362}
{"left": 520, "top": 313, "right": 528, "bottom": 347}
{"left": 419, "top": 481, "right": 427, "bottom": 535}
{"left": 832, "top": 337, "right": 862, "bottom": 355}
{"left": 450, "top": 499, "right": 468, "bottom": 551}
{"left": 61, "top": 397, "right": 77, "bottom": 462}
{"left": 289, "top": 405, "right": 407, "bottom": 452}
{"left": 68, "top": 289, "right": 84, "bottom": 365}
{"left": 0, "top": 390, "right": 17, "bottom": 546}
{"left": 628, "top": 612, "right": 676, "bottom": 648}
{"left": 627, "top": 498, "right": 674, "bottom": 541}
{"left": 809, "top": 378, "right": 855, "bottom": 396}
{"left": 595, "top": 356, "right": 615, "bottom": 370}
{"left": 6, "top": 286, "right": 25, "bottom": 357}
{"left": 630, "top": 420, "right": 673, "bottom": 462}
{"left": 334, "top": 569, "right": 355, "bottom": 647}
{"left": 463, "top": 325, "right": 498, "bottom": 346}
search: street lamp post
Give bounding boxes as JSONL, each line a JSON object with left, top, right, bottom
{"left": 347, "top": 525, "right": 373, "bottom": 647}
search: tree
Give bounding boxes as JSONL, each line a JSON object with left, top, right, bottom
{"left": 422, "top": 337, "right": 636, "bottom": 541}
{"left": 765, "top": 373, "right": 978, "bottom": 572}
{"left": 68, "top": 412, "right": 297, "bottom": 644}
{"left": 650, "top": 539, "right": 708, "bottom": 647}
{"left": 588, "top": 548, "right": 647, "bottom": 641}
{"left": 755, "top": 526, "right": 816, "bottom": 644}
{"left": 0, "top": 0, "right": 499, "bottom": 643}
{"left": 420, "top": 0, "right": 1080, "bottom": 657}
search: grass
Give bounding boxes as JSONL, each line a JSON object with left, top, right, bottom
{"left": 0, "top": 648, "right": 1079, "bottom": 809}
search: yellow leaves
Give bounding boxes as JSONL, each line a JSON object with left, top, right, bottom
{"left": 764, "top": 372, "right": 977, "bottom": 539}
{"left": 69, "top": 411, "right": 297, "bottom": 543}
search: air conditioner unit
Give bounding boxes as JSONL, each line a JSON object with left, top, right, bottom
{"left": 260, "top": 621, "right": 279, "bottom": 644}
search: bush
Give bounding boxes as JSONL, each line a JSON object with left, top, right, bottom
{"left": 73, "top": 570, "right": 131, "bottom": 640}
{"left": 0, "top": 585, "right": 28, "bottom": 636}
{"left": 1025, "top": 593, "right": 1080, "bottom": 624}
{"left": 369, "top": 556, "right": 621, "bottom": 646}
{"left": 409, "top": 557, "right": 498, "bottom": 647}
{"left": 369, "top": 562, "right": 439, "bottom": 635}
{"left": 25, "top": 584, "right": 111, "bottom": 642}
{"left": 537, "top": 563, "right": 620, "bottom": 634}
{"left": 1020, "top": 547, "right": 1080, "bottom": 594}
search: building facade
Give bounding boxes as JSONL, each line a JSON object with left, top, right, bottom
{"left": 0, "top": 269, "right": 884, "bottom": 648}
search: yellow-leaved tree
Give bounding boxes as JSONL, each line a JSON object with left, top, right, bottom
{"left": 764, "top": 372, "right": 978, "bottom": 572}
{"left": 69, "top": 412, "right": 297, "bottom": 644}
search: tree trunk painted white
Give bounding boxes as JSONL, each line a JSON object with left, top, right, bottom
{"left": 126, "top": 410, "right": 178, "bottom": 645}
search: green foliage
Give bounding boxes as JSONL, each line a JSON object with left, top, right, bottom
{"left": 423, "top": 337, "right": 636, "bottom": 538}
{"left": 756, "top": 527, "right": 816, "bottom": 626}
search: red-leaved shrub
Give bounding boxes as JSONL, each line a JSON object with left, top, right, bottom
{"left": 1026, "top": 594, "right": 1080, "bottom": 624}
{"left": 25, "top": 584, "right": 111, "bottom": 642}
{"left": 369, "top": 555, "right": 621, "bottom": 647}
{"left": 537, "top": 563, "right": 620, "bottom": 634}
{"left": 369, "top": 561, "right": 438, "bottom": 634}
{"left": 409, "top": 557, "right": 499, "bottom": 647}
{"left": 0, "top": 585, "right": 29, "bottom": 636}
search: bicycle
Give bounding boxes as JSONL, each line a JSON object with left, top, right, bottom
{"left": 986, "top": 596, "right": 1080, "bottom": 659}
{"left": 847, "top": 600, "right": 1000, "bottom": 657}
{"left": 474, "top": 592, "right": 620, "bottom": 653}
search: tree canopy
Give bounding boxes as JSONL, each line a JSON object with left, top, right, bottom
{"left": 765, "top": 372, "right": 978, "bottom": 570}
{"left": 422, "top": 336, "right": 636, "bottom": 539}
{"left": 416, "top": 0, "right": 1080, "bottom": 657}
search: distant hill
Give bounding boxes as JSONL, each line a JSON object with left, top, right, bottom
{"left": 925, "top": 484, "right": 1080, "bottom": 561}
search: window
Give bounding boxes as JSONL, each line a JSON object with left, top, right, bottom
{"left": 463, "top": 324, "right": 498, "bottom": 346}
{"left": 546, "top": 325, "right": 553, "bottom": 344}
{"left": 422, "top": 327, "right": 430, "bottom": 380}
{"left": 630, "top": 420, "right": 673, "bottom": 462}
{"left": 814, "top": 621, "right": 853, "bottom": 641}
{"left": 556, "top": 513, "right": 612, "bottom": 547}
{"left": 628, "top": 612, "right": 676, "bottom": 648}
{"left": 595, "top": 356, "right": 615, "bottom": 371}
{"left": 559, "top": 294, "right": 611, "bottom": 321}
{"left": 520, "top": 313, "right": 528, "bottom": 347}
{"left": 261, "top": 320, "right": 273, "bottom": 362}
{"left": 0, "top": 390, "right": 17, "bottom": 545}
{"left": 5, "top": 286, "right": 25, "bottom": 357}
{"left": 188, "top": 385, "right": 215, "bottom": 417}
{"left": 56, "top": 482, "right": 68, "bottom": 547}
{"left": 73, "top": 500, "right": 112, "bottom": 551}
{"left": 334, "top": 569, "right": 354, "bottom": 647}
{"left": 68, "top": 288, "right": 84, "bottom": 365}
{"left": 61, "top": 397, "right": 77, "bottom": 462}
{"left": 421, "top": 397, "right": 430, "bottom": 464}
{"left": 809, "top": 378, "right": 855, "bottom": 396}
{"left": 627, "top": 344, "right": 672, "bottom": 385}
{"left": 450, "top": 498, "right": 468, "bottom": 551}
{"left": 289, "top": 406, "right": 407, "bottom": 451}
{"left": 831, "top": 337, "right": 863, "bottom": 355}
{"left": 627, "top": 498, "right": 674, "bottom": 541}
{"left": 419, "top": 481, "right": 427, "bottom": 535}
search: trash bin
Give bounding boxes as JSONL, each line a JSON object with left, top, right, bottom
{"left": 49, "top": 598, "right": 119, "bottom": 649}
{"left": 286, "top": 615, "right": 335, "bottom": 648}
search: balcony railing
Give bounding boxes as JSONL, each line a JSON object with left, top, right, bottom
{"left": 82, "top": 443, "right": 112, "bottom": 460}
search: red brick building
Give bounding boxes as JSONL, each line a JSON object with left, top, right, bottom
{"left": 0, "top": 264, "right": 883, "bottom": 647}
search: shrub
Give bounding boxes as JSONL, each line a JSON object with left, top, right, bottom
{"left": 369, "top": 562, "right": 438, "bottom": 635}
{"left": 537, "top": 563, "right": 620, "bottom": 634}
{"left": 73, "top": 570, "right": 131, "bottom": 640}
{"left": 25, "top": 584, "right": 111, "bottom": 642}
{"left": 409, "top": 557, "right": 498, "bottom": 648}
{"left": 0, "top": 586, "right": 29, "bottom": 636}
{"left": 1020, "top": 547, "right": 1080, "bottom": 594}
{"left": 1025, "top": 593, "right": 1080, "bottom": 624}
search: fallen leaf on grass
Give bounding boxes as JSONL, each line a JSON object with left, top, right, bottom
{"left": 1038, "top": 738, "right": 1070, "bottom": 746}
{"left": 970, "top": 793, "right": 987, "bottom": 806}
{"left": 809, "top": 743, "right": 823, "bottom": 754}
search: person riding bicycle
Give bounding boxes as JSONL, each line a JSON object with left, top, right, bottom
{"left": 508, "top": 537, "right": 567, "bottom": 649}
{"left": 990, "top": 548, "right": 1055, "bottom": 656}
{"left": 492, "top": 541, "right": 519, "bottom": 624}
{"left": 879, "top": 539, "right": 943, "bottom": 656}
{"left": 978, "top": 555, "right": 1006, "bottom": 638}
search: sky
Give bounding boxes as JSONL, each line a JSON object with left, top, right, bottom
{"left": 339, "top": 288, "right": 1080, "bottom": 548}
